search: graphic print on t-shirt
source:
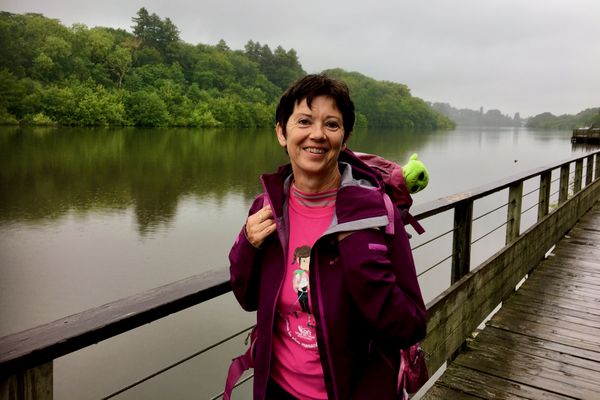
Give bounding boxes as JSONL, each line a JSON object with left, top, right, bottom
{"left": 292, "top": 245, "right": 311, "bottom": 314}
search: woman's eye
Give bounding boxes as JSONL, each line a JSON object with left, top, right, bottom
{"left": 325, "top": 121, "right": 341, "bottom": 130}
{"left": 297, "top": 118, "right": 311, "bottom": 126}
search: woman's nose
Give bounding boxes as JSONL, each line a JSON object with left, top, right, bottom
{"left": 308, "top": 123, "right": 327, "bottom": 139}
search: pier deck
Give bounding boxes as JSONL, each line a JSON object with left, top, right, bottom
{"left": 424, "top": 203, "right": 600, "bottom": 399}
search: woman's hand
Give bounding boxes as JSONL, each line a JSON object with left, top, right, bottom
{"left": 245, "top": 205, "right": 276, "bottom": 248}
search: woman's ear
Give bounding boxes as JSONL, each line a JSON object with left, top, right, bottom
{"left": 276, "top": 124, "right": 287, "bottom": 147}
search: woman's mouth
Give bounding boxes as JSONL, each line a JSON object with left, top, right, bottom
{"left": 304, "top": 147, "right": 326, "bottom": 154}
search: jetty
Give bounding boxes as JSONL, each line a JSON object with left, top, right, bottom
{"left": 572, "top": 126, "right": 600, "bottom": 143}
{"left": 1, "top": 150, "right": 600, "bottom": 399}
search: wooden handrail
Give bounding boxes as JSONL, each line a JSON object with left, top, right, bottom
{"left": 0, "top": 269, "right": 230, "bottom": 377}
{"left": 1, "top": 150, "right": 599, "bottom": 393}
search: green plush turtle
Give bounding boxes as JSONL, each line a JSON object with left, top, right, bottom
{"left": 403, "top": 153, "right": 429, "bottom": 194}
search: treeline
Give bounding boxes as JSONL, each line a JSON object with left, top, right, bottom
{"left": 0, "top": 9, "right": 452, "bottom": 129}
{"left": 326, "top": 69, "right": 454, "bottom": 130}
{"left": 430, "top": 103, "right": 521, "bottom": 127}
{"left": 526, "top": 108, "right": 600, "bottom": 129}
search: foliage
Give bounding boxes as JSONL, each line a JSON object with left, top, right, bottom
{"left": 324, "top": 69, "right": 455, "bottom": 130}
{"left": 0, "top": 10, "right": 453, "bottom": 130}
{"left": 526, "top": 108, "right": 600, "bottom": 129}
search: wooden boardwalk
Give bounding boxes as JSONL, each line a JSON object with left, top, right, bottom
{"left": 424, "top": 203, "right": 600, "bottom": 400}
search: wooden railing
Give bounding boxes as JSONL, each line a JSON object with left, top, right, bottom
{"left": 1, "top": 150, "right": 600, "bottom": 399}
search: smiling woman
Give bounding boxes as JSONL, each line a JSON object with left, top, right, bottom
{"left": 227, "top": 74, "right": 427, "bottom": 400}
{"left": 276, "top": 96, "right": 346, "bottom": 193}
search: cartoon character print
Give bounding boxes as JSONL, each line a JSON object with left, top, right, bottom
{"left": 292, "top": 245, "right": 311, "bottom": 313}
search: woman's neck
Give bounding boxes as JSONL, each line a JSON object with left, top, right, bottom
{"left": 292, "top": 169, "right": 341, "bottom": 194}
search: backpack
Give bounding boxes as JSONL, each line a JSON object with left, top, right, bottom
{"left": 354, "top": 151, "right": 425, "bottom": 236}
{"left": 355, "top": 151, "right": 429, "bottom": 399}
{"left": 224, "top": 152, "right": 428, "bottom": 399}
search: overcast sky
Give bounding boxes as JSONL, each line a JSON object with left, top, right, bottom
{"left": 2, "top": 0, "right": 599, "bottom": 117}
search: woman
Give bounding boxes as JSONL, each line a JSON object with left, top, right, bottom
{"left": 229, "top": 74, "right": 426, "bottom": 400}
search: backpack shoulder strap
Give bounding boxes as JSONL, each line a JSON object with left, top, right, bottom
{"left": 223, "top": 326, "right": 257, "bottom": 399}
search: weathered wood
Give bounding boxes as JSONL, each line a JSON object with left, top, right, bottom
{"left": 538, "top": 171, "right": 551, "bottom": 221}
{"left": 574, "top": 159, "right": 583, "bottom": 193}
{"left": 0, "top": 269, "right": 230, "bottom": 377}
{"left": 439, "top": 363, "right": 573, "bottom": 399}
{"left": 559, "top": 164, "right": 570, "bottom": 204}
{"left": 451, "top": 200, "right": 473, "bottom": 283}
{"left": 596, "top": 153, "right": 600, "bottom": 181}
{"left": 482, "top": 326, "right": 600, "bottom": 364}
{"left": 454, "top": 345, "right": 600, "bottom": 398}
{"left": 506, "top": 181, "right": 523, "bottom": 244}
{"left": 586, "top": 155, "right": 594, "bottom": 185}
{"left": 0, "top": 363, "right": 52, "bottom": 400}
{"left": 421, "top": 383, "right": 484, "bottom": 400}
{"left": 423, "top": 177, "right": 600, "bottom": 376}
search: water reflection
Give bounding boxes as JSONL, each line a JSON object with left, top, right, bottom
{"left": 0, "top": 126, "right": 442, "bottom": 235}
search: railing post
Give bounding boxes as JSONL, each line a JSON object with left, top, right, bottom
{"left": 586, "top": 155, "right": 593, "bottom": 186}
{"left": 506, "top": 181, "right": 523, "bottom": 244}
{"left": 537, "top": 172, "right": 551, "bottom": 221}
{"left": 559, "top": 164, "right": 569, "bottom": 204}
{"left": 0, "top": 363, "right": 53, "bottom": 400}
{"left": 451, "top": 200, "right": 473, "bottom": 284}
{"left": 595, "top": 153, "right": 600, "bottom": 181}
{"left": 574, "top": 159, "right": 583, "bottom": 194}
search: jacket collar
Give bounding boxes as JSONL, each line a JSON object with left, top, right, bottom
{"left": 260, "top": 149, "right": 390, "bottom": 235}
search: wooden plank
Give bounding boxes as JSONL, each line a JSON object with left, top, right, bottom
{"left": 438, "top": 363, "right": 573, "bottom": 400}
{"left": 574, "top": 159, "right": 583, "bottom": 193}
{"left": 481, "top": 326, "right": 600, "bottom": 364}
{"left": 506, "top": 181, "right": 523, "bottom": 244}
{"left": 511, "top": 290, "right": 600, "bottom": 317}
{"left": 517, "top": 280, "right": 600, "bottom": 305}
{"left": 520, "top": 277, "right": 600, "bottom": 299}
{"left": 538, "top": 171, "right": 552, "bottom": 221}
{"left": 559, "top": 164, "right": 569, "bottom": 204}
{"left": 507, "top": 297, "right": 600, "bottom": 327}
{"left": 491, "top": 307, "right": 600, "bottom": 337}
{"left": 473, "top": 330, "right": 600, "bottom": 374}
{"left": 422, "top": 383, "right": 485, "bottom": 400}
{"left": 526, "top": 267, "right": 600, "bottom": 290}
{"left": 0, "top": 363, "right": 52, "bottom": 400}
{"left": 0, "top": 268, "right": 231, "bottom": 376}
{"left": 452, "top": 200, "right": 473, "bottom": 283}
{"left": 486, "top": 315, "right": 600, "bottom": 352}
{"left": 454, "top": 345, "right": 600, "bottom": 398}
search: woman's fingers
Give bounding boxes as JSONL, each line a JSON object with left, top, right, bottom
{"left": 246, "top": 206, "right": 276, "bottom": 248}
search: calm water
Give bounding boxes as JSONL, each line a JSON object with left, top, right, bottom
{"left": 0, "top": 125, "right": 594, "bottom": 399}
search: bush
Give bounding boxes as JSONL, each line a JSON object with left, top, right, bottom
{"left": 126, "top": 90, "right": 170, "bottom": 126}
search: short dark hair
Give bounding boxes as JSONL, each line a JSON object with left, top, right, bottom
{"left": 275, "top": 74, "right": 355, "bottom": 143}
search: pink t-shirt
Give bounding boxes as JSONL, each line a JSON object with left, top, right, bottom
{"left": 270, "top": 184, "right": 336, "bottom": 400}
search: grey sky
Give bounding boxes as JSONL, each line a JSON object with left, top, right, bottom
{"left": 2, "top": 0, "right": 599, "bottom": 117}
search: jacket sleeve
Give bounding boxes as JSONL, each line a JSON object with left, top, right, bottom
{"left": 338, "top": 219, "right": 427, "bottom": 348}
{"left": 228, "top": 194, "right": 265, "bottom": 312}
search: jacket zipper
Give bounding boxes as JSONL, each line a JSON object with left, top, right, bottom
{"left": 260, "top": 180, "right": 287, "bottom": 395}
{"left": 312, "top": 239, "right": 340, "bottom": 400}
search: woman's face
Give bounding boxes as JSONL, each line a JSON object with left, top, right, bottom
{"left": 277, "top": 95, "right": 345, "bottom": 192}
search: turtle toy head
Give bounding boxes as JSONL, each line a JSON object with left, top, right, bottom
{"left": 403, "top": 153, "right": 429, "bottom": 194}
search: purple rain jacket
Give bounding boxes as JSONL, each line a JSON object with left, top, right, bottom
{"left": 229, "top": 149, "right": 427, "bottom": 400}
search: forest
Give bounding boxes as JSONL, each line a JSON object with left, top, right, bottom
{"left": 526, "top": 108, "right": 600, "bottom": 129}
{"left": 0, "top": 9, "right": 454, "bottom": 130}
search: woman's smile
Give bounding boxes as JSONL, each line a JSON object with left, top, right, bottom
{"left": 276, "top": 95, "right": 345, "bottom": 193}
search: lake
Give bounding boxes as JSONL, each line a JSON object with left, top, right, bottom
{"left": 0, "top": 125, "right": 594, "bottom": 399}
